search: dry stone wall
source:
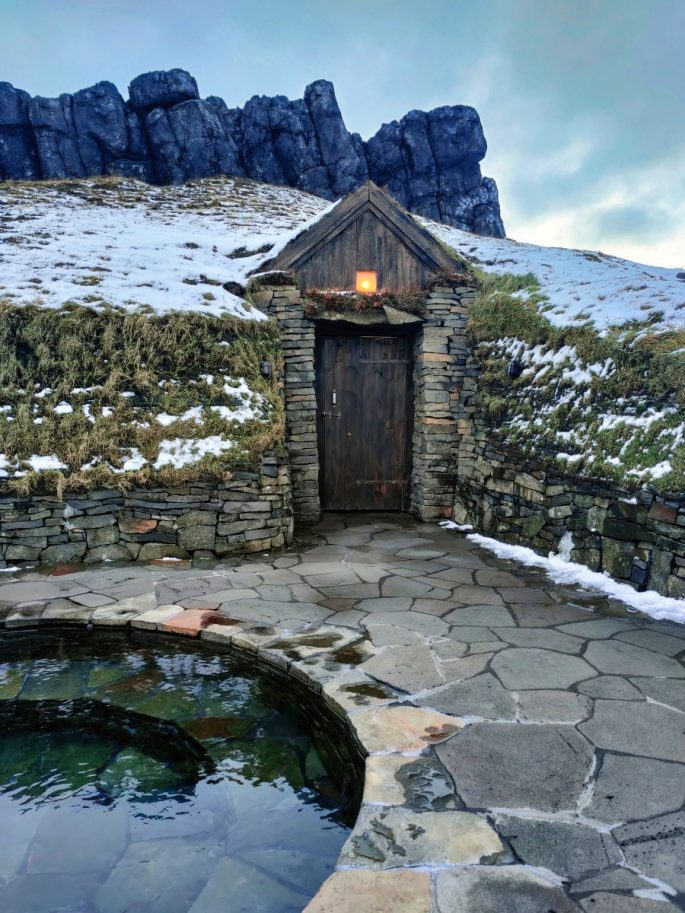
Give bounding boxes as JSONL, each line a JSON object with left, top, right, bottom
{"left": 252, "top": 277, "right": 477, "bottom": 524}
{"left": 251, "top": 281, "right": 321, "bottom": 523}
{"left": 453, "top": 360, "right": 685, "bottom": 599}
{"left": 411, "top": 286, "right": 475, "bottom": 520}
{"left": 0, "top": 456, "right": 293, "bottom": 568}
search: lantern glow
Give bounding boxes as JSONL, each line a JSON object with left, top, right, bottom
{"left": 355, "top": 270, "right": 377, "bottom": 293}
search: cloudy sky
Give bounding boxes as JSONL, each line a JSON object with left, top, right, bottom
{"left": 1, "top": 0, "right": 683, "bottom": 267}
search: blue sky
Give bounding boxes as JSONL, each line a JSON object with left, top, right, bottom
{"left": 1, "top": 0, "right": 683, "bottom": 267}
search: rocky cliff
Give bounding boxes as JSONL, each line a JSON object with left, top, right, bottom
{"left": 0, "top": 69, "right": 505, "bottom": 236}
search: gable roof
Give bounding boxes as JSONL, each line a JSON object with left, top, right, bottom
{"left": 256, "top": 181, "right": 463, "bottom": 276}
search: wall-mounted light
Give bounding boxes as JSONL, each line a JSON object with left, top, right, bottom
{"left": 355, "top": 270, "right": 377, "bottom": 294}
{"left": 260, "top": 360, "right": 273, "bottom": 379}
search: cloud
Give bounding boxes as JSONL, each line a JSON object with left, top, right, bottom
{"left": 507, "top": 151, "right": 685, "bottom": 268}
{"left": 592, "top": 206, "right": 673, "bottom": 242}
{"left": 0, "top": 0, "right": 682, "bottom": 267}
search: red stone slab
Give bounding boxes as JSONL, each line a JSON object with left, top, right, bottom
{"left": 162, "top": 609, "right": 231, "bottom": 637}
{"left": 119, "top": 517, "right": 158, "bottom": 534}
{"left": 49, "top": 564, "right": 82, "bottom": 576}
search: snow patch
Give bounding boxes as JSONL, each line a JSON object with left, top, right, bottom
{"left": 557, "top": 531, "right": 574, "bottom": 561}
{"left": 422, "top": 219, "right": 685, "bottom": 333}
{"left": 26, "top": 454, "right": 68, "bottom": 472}
{"left": 152, "top": 435, "right": 233, "bottom": 470}
{"left": 441, "top": 525, "right": 685, "bottom": 623}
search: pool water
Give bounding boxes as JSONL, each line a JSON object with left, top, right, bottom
{"left": 0, "top": 629, "right": 360, "bottom": 913}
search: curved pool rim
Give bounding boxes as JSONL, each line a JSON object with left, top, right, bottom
{"left": 0, "top": 608, "right": 472, "bottom": 913}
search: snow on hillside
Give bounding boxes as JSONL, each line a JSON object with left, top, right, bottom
{"left": 422, "top": 219, "right": 685, "bottom": 332}
{"left": 420, "top": 217, "right": 684, "bottom": 491}
{"left": 0, "top": 177, "right": 327, "bottom": 318}
{"left": 1, "top": 174, "right": 683, "bottom": 488}
{"left": 2, "top": 175, "right": 683, "bottom": 331}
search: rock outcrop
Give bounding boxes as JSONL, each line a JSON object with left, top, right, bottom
{"left": 0, "top": 69, "right": 505, "bottom": 236}
{"left": 365, "top": 106, "right": 504, "bottom": 235}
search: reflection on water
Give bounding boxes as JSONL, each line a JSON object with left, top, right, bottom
{"left": 0, "top": 630, "right": 358, "bottom": 913}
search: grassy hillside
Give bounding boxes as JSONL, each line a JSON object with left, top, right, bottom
{"left": 0, "top": 175, "right": 329, "bottom": 493}
{"left": 467, "top": 271, "right": 684, "bottom": 492}
{"left": 422, "top": 217, "right": 684, "bottom": 493}
{"left": 0, "top": 175, "right": 325, "bottom": 317}
{"left": 0, "top": 305, "right": 282, "bottom": 495}
{"left": 1, "top": 174, "right": 682, "bottom": 494}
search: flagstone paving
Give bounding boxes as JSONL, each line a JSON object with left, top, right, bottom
{"left": 1, "top": 512, "right": 684, "bottom": 913}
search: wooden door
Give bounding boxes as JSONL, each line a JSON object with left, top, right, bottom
{"left": 318, "top": 334, "right": 412, "bottom": 510}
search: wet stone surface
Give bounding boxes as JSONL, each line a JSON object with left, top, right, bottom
{"left": 339, "top": 806, "right": 504, "bottom": 868}
{"left": 0, "top": 512, "right": 684, "bottom": 912}
{"left": 0, "top": 630, "right": 356, "bottom": 913}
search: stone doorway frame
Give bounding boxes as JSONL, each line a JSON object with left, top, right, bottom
{"left": 250, "top": 278, "right": 475, "bottom": 525}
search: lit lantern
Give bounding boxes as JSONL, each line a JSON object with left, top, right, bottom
{"left": 355, "top": 270, "right": 377, "bottom": 293}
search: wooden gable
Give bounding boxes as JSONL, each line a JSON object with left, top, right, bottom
{"left": 256, "top": 181, "right": 464, "bottom": 292}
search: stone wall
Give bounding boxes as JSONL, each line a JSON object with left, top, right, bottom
{"left": 411, "top": 285, "right": 475, "bottom": 521}
{"left": 252, "top": 278, "right": 477, "bottom": 524}
{"left": 0, "top": 456, "right": 293, "bottom": 568}
{"left": 453, "top": 366, "right": 685, "bottom": 598}
{"left": 251, "top": 282, "right": 321, "bottom": 523}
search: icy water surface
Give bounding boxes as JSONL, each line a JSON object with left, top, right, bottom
{"left": 0, "top": 629, "right": 360, "bottom": 913}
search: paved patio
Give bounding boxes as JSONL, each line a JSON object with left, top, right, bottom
{"left": 1, "top": 513, "right": 684, "bottom": 913}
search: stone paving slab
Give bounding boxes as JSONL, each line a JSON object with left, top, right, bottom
{"left": 579, "top": 699, "right": 685, "bottom": 762}
{"left": 584, "top": 640, "right": 685, "bottom": 677}
{"left": 303, "top": 870, "right": 431, "bottom": 913}
{"left": 615, "top": 629, "right": 685, "bottom": 655}
{"left": 491, "top": 646, "right": 596, "bottom": 689}
{"left": 491, "top": 626, "right": 585, "bottom": 654}
{"left": 350, "top": 705, "right": 462, "bottom": 755}
{"left": 419, "top": 673, "right": 518, "bottom": 720}
{"left": 162, "top": 608, "right": 227, "bottom": 636}
{"left": 434, "top": 867, "right": 580, "bottom": 913}
{"left": 632, "top": 677, "right": 685, "bottom": 712}
{"left": 437, "top": 722, "right": 594, "bottom": 812}
{"left": 443, "top": 604, "right": 515, "bottom": 627}
{"left": 494, "top": 814, "right": 621, "bottom": 880}
{"left": 131, "top": 605, "right": 183, "bottom": 630}
{"left": 577, "top": 674, "right": 644, "bottom": 700}
{"left": 339, "top": 806, "right": 504, "bottom": 868}
{"left": 359, "top": 644, "right": 444, "bottom": 692}
{"left": 362, "top": 753, "right": 460, "bottom": 809}
{"left": 586, "top": 754, "right": 685, "bottom": 821}
{"left": 615, "top": 811, "right": 685, "bottom": 893}
{"left": 516, "top": 689, "right": 593, "bottom": 722}
{"left": 1, "top": 512, "right": 684, "bottom": 912}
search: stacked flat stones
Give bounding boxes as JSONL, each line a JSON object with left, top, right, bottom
{"left": 0, "top": 457, "right": 292, "bottom": 568}
{"left": 251, "top": 280, "right": 320, "bottom": 523}
{"left": 412, "top": 285, "right": 475, "bottom": 520}
{"left": 252, "top": 277, "right": 477, "bottom": 525}
{"left": 453, "top": 366, "right": 685, "bottom": 598}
